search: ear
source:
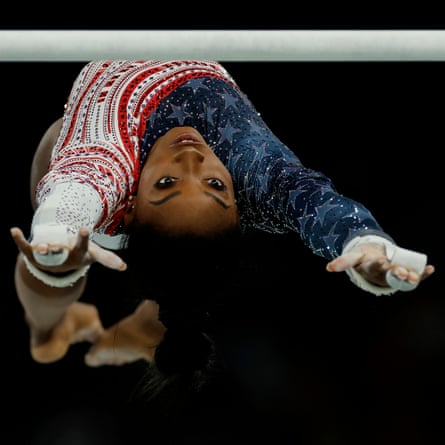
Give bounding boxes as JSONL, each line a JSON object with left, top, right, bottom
{"left": 123, "top": 195, "right": 137, "bottom": 227}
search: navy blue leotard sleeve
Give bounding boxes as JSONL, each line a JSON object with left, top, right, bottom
{"left": 141, "top": 77, "right": 392, "bottom": 260}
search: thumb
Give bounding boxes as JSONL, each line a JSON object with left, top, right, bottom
{"left": 326, "top": 250, "right": 365, "bottom": 272}
{"left": 88, "top": 242, "right": 127, "bottom": 271}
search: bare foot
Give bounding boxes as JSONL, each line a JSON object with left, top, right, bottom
{"left": 85, "top": 300, "right": 166, "bottom": 367}
{"left": 30, "top": 302, "right": 104, "bottom": 363}
{"left": 84, "top": 324, "right": 156, "bottom": 366}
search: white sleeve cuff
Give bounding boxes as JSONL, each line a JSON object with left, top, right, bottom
{"left": 33, "top": 181, "right": 103, "bottom": 237}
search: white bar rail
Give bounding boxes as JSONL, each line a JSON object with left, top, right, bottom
{"left": 1, "top": 30, "right": 445, "bottom": 61}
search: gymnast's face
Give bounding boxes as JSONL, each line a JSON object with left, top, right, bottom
{"left": 128, "top": 126, "right": 239, "bottom": 235}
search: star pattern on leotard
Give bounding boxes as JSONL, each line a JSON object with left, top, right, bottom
{"left": 141, "top": 76, "right": 385, "bottom": 260}
{"left": 45, "top": 60, "right": 386, "bottom": 260}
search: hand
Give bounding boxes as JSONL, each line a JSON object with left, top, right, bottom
{"left": 10, "top": 226, "right": 127, "bottom": 274}
{"left": 326, "top": 242, "right": 435, "bottom": 289}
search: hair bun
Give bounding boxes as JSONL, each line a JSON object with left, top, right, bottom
{"left": 154, "top": 326, "right": 213, "bottom": 376}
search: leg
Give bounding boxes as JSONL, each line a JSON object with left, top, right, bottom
{"left": 85, "top": 300, "right": 166, "bottom": 366}
{"left": 30, "top": 301, "right": 104, "bottom": 363}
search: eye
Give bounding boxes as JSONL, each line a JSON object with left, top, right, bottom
{"left": 207, "top": 178, "right": 226, "bottom": 191}
{"left": 156, "top": 176, "right": 178, "bottom": 189}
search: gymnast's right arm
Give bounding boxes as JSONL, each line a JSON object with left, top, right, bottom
{"left": 10, "top": 226, "right": 126, "bottom": 335}
{"left": 10, "top": 116, "right": 127, "bottom": 362}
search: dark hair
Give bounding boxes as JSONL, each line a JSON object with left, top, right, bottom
{"left": 121, "top": 220, "right": 242, "bottom": 398}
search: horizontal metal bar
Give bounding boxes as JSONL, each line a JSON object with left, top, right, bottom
{"left": 1, "top": 30, "right": 445, "bottom": 61}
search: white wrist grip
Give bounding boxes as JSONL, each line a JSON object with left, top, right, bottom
{"left": 23, "top": 256, "right": 90, "bottom": 288}
{"left": 343, "top": 235, "right": 427, "bottom": 296}
{"left": 385, "top": 246, "right": 427, "bottom": 292}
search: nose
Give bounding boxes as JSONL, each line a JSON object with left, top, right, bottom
{"left": 173, "top": 148, "right": 205, "bottom": 172}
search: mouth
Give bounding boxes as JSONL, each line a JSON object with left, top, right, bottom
{"left": 170, "top": 132, "right": 204, "bottom": 147}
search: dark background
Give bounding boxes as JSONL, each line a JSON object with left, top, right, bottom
{"left": 1, "top": 5, "right": 445, "bottom": 30}
{"left": 1, "top": 15, "right": 444, "bottom": 445}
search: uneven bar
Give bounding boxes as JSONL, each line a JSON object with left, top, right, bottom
{"left": 1, "top": 30, "right": 445, "bottom": 61}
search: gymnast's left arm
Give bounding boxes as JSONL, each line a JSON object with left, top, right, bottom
{"left": 208, "top": 81, "right": 435, "bottom": 296}
{"left": 326, "top": 235, "right": 435, "bottom": 296}
{"left": 227, "top": 134, "right": 435, "bottom": 295}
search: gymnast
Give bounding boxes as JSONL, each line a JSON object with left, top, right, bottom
{"left": 10, "top": 60, "right": 434, "bottom": 382}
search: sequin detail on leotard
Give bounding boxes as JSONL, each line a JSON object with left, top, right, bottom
{"left": 36, "top": 60, "right": 390, "bottom": 260}
{"left": 36, "top": 60, "right": 237, "bottom": 236}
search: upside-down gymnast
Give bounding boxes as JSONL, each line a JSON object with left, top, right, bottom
{"left": 10, "top": 60, "right": 434, "bottom": 384}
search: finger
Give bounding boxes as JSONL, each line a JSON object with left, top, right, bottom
{"left": 421, "top": 265, "right": 435, "bottom": 281}
{"left": 388, "top": 265, "right": 419, "bottom": 283}
{"left": 326, "top": 250, "right": 365, "bottom": 272}
{"left": 10, "top": 227, "right": 38, "bottom": 260}
{"left": 74, "top": 227, "right": 90, "bottom": 252}
{"left": 32, "top": 248, "right": 70, "bottom": 266}
{"left": 10, "top": 227, "right": 28, "bottom": 248}
{"left": 33, "top": 228, "right": 89, "bottom": 267}
{"left": 385, "top": 268, "right": 419, "bottom": 292}
{"left": 88, "top": 242, "right": 127, "bottom": 271}
{"left": 398, "top": 265, "right": 435, "bottom": 284}
{"left": 25, "top": 224, "right": 72, "bottom": 266}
